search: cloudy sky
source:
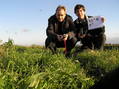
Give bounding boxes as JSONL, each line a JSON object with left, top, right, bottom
{"left": 0, "top": 0, "right": 119, "bottom": 45}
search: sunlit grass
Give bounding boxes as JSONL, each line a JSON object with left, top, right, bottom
{"left": 0, "top": 40, "right": 119, "bottom": 89}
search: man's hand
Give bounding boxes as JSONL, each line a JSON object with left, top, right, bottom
{"left": 63, "top": 34, "right": 68, "bottom": 40}
{"left": 78, "top": 33, "right": 86, "bottom": 38}
{"left": 101, "top": 17, "right": 105, "bottom": 23}
{"left": 86, "top": 33, "right": 92, "bottom": 37}
{"left": 57, "top": 35, "right": 64, "bottom": 41}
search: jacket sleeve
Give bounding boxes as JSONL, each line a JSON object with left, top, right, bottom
{"left": 46, "top": 18, "right": 57, "bottom": 37}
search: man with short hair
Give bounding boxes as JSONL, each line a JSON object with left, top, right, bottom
{"left": 45, "top": 5, "right": 77, "bottom": 57}
{"left": 74, "top": 4, "right": 106, "bottom": 51}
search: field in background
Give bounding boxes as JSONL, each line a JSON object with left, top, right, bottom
{"left": 0, "top": 39, "right": 119, "bottom": 89}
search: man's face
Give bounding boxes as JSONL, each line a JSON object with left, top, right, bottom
{"left": 56, "top": 9, "right": 66, "bottom": 22}
{"left": 76, "top": 8, "right": 85, "bottom": 19}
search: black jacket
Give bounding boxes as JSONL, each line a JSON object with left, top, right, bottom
{"left": 74, "top": 16, "right": 88, "bottom": 36}
{"left": 46, "top": 14, "right": 76, "bottom": 37}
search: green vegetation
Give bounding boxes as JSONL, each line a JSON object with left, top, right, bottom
{"left": 0, "top": 39, "right": 119, "bottom": 89}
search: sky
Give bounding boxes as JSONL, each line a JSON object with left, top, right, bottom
{"left": 0, "top": 0, "right": 119, "bottom": 45}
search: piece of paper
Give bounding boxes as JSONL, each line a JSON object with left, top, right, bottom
{"left": 87, "top": 16, "right": 104, "bottom": 30}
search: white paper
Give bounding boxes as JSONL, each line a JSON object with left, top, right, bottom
{"left": 87, "top": 16, "right": 104, "bottom": 30}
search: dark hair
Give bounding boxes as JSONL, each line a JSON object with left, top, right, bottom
{"left": 74, "top": 4, "right": 85, "bottom": 13}
{"left": 56, "top": 5, "right": 66, "bottom": 12}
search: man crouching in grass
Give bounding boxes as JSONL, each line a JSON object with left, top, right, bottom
{"left": 45, "top": 5, "right": 77, "bottom": 57}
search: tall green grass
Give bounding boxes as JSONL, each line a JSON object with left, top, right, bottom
{"left": 0, "top": 40, "right": 119, "bottom": 89}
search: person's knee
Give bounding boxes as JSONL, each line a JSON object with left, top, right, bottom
{"left": 94, "top": 34, "right": 106, "bottom": 50}
{"left": 70, "top": 36, "right": 77, "bottom": 45}
{"left": 45, "top": 36, "right": 56, "bottom": 48}
{"left": 45, "top": 37, "right": 49, "bottom": 48}
{"left": 99, "top": 34, "right": 106, "bottom": 43}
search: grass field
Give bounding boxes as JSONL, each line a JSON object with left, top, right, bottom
{"left": 0, "top": 40, "right": 119, "bottom": 89}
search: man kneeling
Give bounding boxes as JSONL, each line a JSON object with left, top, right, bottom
{"left": 45, "top": 5, "right": 77, "bottom": 57}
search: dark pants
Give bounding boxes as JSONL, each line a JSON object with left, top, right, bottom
{"left": 81, "top": 27, "right": 106, "bottom": 50}
{"left": 93, "top": 34, "right": 106, "bottom": 50}
{"left": 45, "top": 35, "right": 77, "bottom": 55}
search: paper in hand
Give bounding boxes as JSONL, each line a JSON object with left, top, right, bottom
{"left": 87, "top": 16, "right": 104, "bottom": 30}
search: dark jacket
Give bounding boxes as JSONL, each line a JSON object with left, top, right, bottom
{"left": 46, "top": 14, "right": 76, "bottom": 37}
{"left": 74, "top": 16, "right": 88, "bottom": 37}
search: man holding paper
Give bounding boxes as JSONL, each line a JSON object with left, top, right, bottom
{"left": 74, "top": 4, "right": 106, "bottom": 51}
